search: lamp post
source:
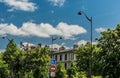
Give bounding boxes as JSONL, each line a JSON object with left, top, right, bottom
{"left": 2, "top": 36, "right": 10, "bottom": 41}
{"left": 51, "top": 36, "right": 62, "bottom": 58}
{"left": 78, "top": 11, "right": 92, "bottom": 77}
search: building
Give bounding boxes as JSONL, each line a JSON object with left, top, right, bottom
{"left": 20, "top": 42, "right": 78, "bottom": 69}
{"left": 50, "top": 44, "right": 78, "bottom": 69}
{"left": 20, "top": 42, "right": 36, "bottom": 51}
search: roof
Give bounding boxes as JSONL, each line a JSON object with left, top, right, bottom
{"left": 51, "top": 49, "right": 74, "bottom": 54}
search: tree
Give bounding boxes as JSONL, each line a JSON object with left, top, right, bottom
{"left": 91, "top": 45, "right": 101, "bottom": 76}
{"left": 56, "top": 63, "right": 67, "bottom": 78}
{"left": 0, "top": 53, "right": 10, "bottom": 78}
{"left": 75, "top": 42, "right": 102, "bottom": 77}
{"left": 97, "top": 24, "right": 120, "bottom": 77}
{"left": 25, "top": 45, "right": 50, "bottom": 78}
{"left": 3, "top": 39, "right": 20, "bottom": 77}
{"left": 1, "top": 40, "right": 50, "bottom": 78}
{"left": 75, "top": 42, "right": 91, "bottom": 75}
{"left": 67, "top": 61, "right": 78, "bottom": 78}
{"left": 34, "top": 45, "right": 50, "bottom": 78}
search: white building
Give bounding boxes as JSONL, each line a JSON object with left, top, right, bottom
{"left": 51, "top": 44, "right": 78, "bottom": 69}
{"left": 20, "top": 42, "right": 36, "bottom": 51}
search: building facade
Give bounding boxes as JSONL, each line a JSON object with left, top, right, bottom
{"left": 51, "top": 46, "right": 77, "bottom": 69}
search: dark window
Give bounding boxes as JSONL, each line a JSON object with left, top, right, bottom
{"left": 71, "top": 53, "right": 73, "bottom": 60}
{"left": 50, "top": 55, "right": 52, "bottom": 59}
{"left": 65, "top": 54, "right": 67, "bottom": 60}
{"left": 55, "top": 55, "right": 57, "bottom": 61}
{"left": 64, "top": 63, "right": 67, "bottom": 69}
{"left": 60, "top": 54, "right": 62, "bottom": 61}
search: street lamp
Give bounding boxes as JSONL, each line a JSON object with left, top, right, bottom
{"left": 78, "top": 11, "right": 93, "bottom": 77}
{"left": 52, "top": 36, "right": 62, "bottom": 48}
{"left": 51, "top": 36, "right": 62, "bottom": 58}
{"left": 2, "top": 36, "right": 10, "bottom": 41}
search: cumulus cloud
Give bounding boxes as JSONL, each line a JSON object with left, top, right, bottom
{"left": 92, "top": 41, "right": 98, "bottom": 45}
{"left": 56, "top": 22, "right": 86, "bottom": 39}
{"left": 95, "top": 27, "right": 107, "bottom": 33}
{"left": 0, "top": 18, "right": 5, "bottom": 22}
{"left": 0, "top": 49, "right": 5, "bottom": 52}
{"left": 48, "top": 0, "right": 66, "bottom": 7}
{"left": 0, "top": 23, "right": 27, "bottom": 36}
{"left": 76, "top": 40, "right": 98, "bottom": 46}
{"left": 0, "top": 0, "right": 37, "bottom": 11}
{"left": 51, "top": 10, "right": 54, "bottom": 14}
{"left": 0, "top": 22, "right": 87, "bottom": 39}
{"left": 49, "top": 43, "right": 70, "bottom": 50}
{"left": 77, "top": 40, "right": 87, "bottom": 46}
{"left": 21, "top": 42, "right": 35, "bottom": 47}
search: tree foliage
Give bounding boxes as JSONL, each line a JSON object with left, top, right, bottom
{"left": 75, "top": 42, "right": 102, "bottom": 77}
{"left": 1, "top": 39, "right": 50, "bottom": 78}
{"left": 56, "top": 63, "right": 67, "bottom": 78}
{"left": 75, "top": 42, "right": 91, "bottom": 74}
{"left": 67, "top": 62, "right": 78, "bottom": 78}
{"left": 0, "top": 53, "right": 9, "bottom": 78}
{"left": 3, "top": 39, "right": 20, "bottom": 77}
{"left": 97, "top": 24, "right": 120, "bottom": 77}
{"left": 32, "top": 45, "right": 50, "bottom": 78}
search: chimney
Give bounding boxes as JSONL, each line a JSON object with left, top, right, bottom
{"left": 59, "top": 46, "right": 65, "bottom": 51}
{"left": 73, "top": 44, "right": 78, "bottom": 49}
{"left": 38, "top": 43, "right": 42, "bottom": 47}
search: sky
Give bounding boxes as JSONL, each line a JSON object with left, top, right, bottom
{"left": 0, "top": 0, "right": 120, "bottom": 51}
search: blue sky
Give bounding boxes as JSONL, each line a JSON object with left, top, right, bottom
{"left": 0, "top": 0, "right": 120, "bottom": 50}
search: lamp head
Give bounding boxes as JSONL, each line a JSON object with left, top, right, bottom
{"left": 78, "top": 11, "right": 82, "bottom": 15}
{"left": 59, "top": 37, "right": 62, "bottom": 39}
{"left": 2, "top": 36, "right": 5, "bottom": 39}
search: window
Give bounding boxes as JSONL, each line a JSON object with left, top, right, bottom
{"left": 65, "top": 54, "right": 67, "bottom": 60}
{"left": 71, "top": 53, "right": 74, "bottom": 60}
{"left": 60, "top": 54, "right": 62, "bottom": 61}
{"left": 55, "top": 55, "right": 57, "bottom": 61}
{"left": 64, "top": 63, "right": 67, "bottom": 69}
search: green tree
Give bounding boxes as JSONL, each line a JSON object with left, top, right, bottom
{"left": 76, "top": 71, "right": 87, "bottom": 78}
{"left": 75, "top": 42, "right": 91, "bottom": 75}
{"left": 55, "top": 63, "right": 67, "bottom": 78}
{"left": 91, "top": 45, "right": 101, "bottom": 76}
{"left": 75, "top": 42, "right": 102, "bottom": 77}
{"left": 33, "top": 45, "right": 50, "bottom": 78}
{"left": 3, "top": 39, "right": 20, "bottom": 77}
{"left": 22, "top": 45, "right": 50, "bottom": 78}
{"left": 18, "top": 50, "right": 28, "bottom": 78}
{"left": 97, "top": 24, "right": 120, "bottom": 77}
{"left": 0, "top": 53, "right": 10, "bottom": 78}
{"left": 1, "top": 40, "right": 50, "bottom": 78}
{"left": 67, "top": 62, "right": 77, "bottom": 78}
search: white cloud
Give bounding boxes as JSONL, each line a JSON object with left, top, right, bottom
{"left": 95, "top": 27, "right": 107, "bottom": 33}
{"left": 51, "top": 10, "right": 54, "bottom": 14}
{"left": 0, "top": 22, "right": 87, "bottom": 39}
{"left": 0, "top": 18, "right": 5, "bottom": 22}
{"left": 0, "top": 0, "right": 37, "bottom": 11}
{"left": 20, "top": 22, "right": 61, "bottom": 37}
{"left": 56, "top": 22, "right": 87, "bottom": 39}
{"left": 0, "top": 23, "right": 27, "bottom": 36}
{"left": 49, "top": 43, "right": 69, "bottom": 50}
{"left": 92, "top": 41, "right": 98, "bottom": 45}
{"left": 76, "top": 40, "right": 98, "bottom": 46}
{"left": 21, "top": 42, "right": 35, "bottom": 46}
{"left": 0, "top": 49, "right": 5, "bottom": 52}
{"left": 77, "top": 40, "right": 87, "bottom": 46}
{"left": 48, "top": 0, "right": 66, "bottom": 7}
